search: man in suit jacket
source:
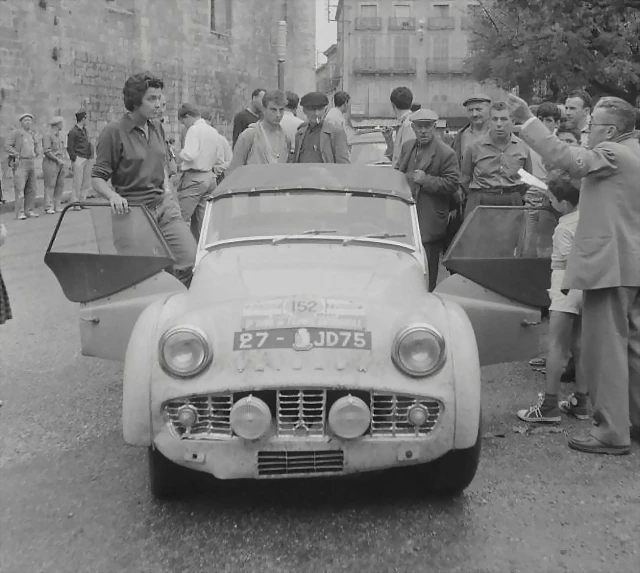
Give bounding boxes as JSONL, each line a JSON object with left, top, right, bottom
{"left": 508, "top": 93, "right": 640, "bottom": 456}
{"left": 395, "top": 109, "right": 460, "bottom": 291}
{"left": 292, "top": 92, "right": 350, "bottom": 164}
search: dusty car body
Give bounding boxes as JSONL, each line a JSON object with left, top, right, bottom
{"left": 44, "top": 164, "right": 552, "bottom": 498}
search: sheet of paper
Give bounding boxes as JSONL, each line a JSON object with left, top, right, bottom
{"left": 518, "top": 168, "right": 548, "bottom": 190}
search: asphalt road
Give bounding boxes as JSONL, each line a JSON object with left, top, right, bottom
{"left": 0, "top": 214, "right": 639, "bottom": 573}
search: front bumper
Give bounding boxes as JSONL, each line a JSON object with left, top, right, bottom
{"left": 154, "top": 431, "right": 454, "bottom": 480}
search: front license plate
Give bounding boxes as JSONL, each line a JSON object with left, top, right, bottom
{"left": 233, "top": 328, "right": 372, "bottom": 351}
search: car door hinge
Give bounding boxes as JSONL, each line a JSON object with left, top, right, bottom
{"left": 521, "top": 319, "right": 541, "bottom": 327}
{"left": 81, "top": 317, "right": 100, "bottom": 324}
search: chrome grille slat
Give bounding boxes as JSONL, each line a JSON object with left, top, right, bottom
{"left": 370, "top": 393, "right": 441, "bottom": 436}
{"left": 164, "top": 394, "right": 233, "bottom": 438}
{"left": 257, "top": 450, "right": 344, "bottom": 477}
{"left": 277, "top": 390, "right": 326, "bottom": 436}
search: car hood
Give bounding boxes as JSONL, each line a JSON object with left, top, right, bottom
{"left": 188, "top": 243, "right": 424, "bottom": 303}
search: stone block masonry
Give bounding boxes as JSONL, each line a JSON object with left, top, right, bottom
{"left": 0, "top": 0, "right": 316, "bottom": 167}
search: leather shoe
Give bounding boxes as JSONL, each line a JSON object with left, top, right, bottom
{"left": 568, "top": 434, "right": 630, "bottom": 455}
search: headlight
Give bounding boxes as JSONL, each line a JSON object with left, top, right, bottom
{"left": 391, "top": 324, "right": 445, "bottom": 377}
{"left": 159, "top": 326, "right": 212, "bottom": 378}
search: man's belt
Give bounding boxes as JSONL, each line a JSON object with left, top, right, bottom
{"left": 181, "top": 168, "right": 211, "bottom": 174}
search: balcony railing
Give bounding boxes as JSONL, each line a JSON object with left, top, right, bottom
{"left": 388, "top": 17, "right": 416, "bottom": 31}
{"left": 427, "top": 17, "right": 455, "bottom": 30}
{"left": 354, "top": 17, "right": 383, "bottom": 30}
{"left": 353, "top": 57, "right": 417, "bottom": 74}
{"left": 425, "top": 58, "right": 469, "bottom": 74}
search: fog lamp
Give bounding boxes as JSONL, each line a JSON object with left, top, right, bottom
{"left": 407, "top": 405, "right": 428, "bottom": 426}
{"left": 177, "top": 404, "right": 198, "bottom": 429}
{"left": 230, "top": 395, "right": 272, "bottom": 440}
{"left": 328, "top": 395, "right": 371, "bottom": 439}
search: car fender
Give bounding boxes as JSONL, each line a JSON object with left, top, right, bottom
{"left": 122, "top": 295, "right": 173, "bottom": 446}
{"left": 443, "top": 299, "right": 482, "bottom": 449}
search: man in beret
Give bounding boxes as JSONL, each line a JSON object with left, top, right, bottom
{"left": 292, "top": 92, "right": 350, "bottom": 164}
{"left": 395, "top": 109, "right": 460, "bottom": 291}
{"left": 5, "top": 112, "right": 41, "bottom": 219}
{"left": 67, "top": 110, "right": 94, "bottom": 208}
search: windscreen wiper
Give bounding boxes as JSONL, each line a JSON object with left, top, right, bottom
{"left": 272, "top": 229, "right": 337, "bottom": 245}
{"left": 342, "top": 232, "right": 407, "bottom": 245}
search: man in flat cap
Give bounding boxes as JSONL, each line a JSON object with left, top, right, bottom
{"left": 292, "top": 92, "right": 350, "bottom": 164}
{"left": 396, "top": 109, "right": 460, "bottom": 291}
{"left": 452, "top": 93, "right": 492, "bottom": 164}
{"left": 67, "top": 110, "right": 94, "bottom": 209}
{"left": 42, "top": 116, "right": 70, "bottom": 214}
{"left": 5, "top": 112, "right": 41, "bottom": 219}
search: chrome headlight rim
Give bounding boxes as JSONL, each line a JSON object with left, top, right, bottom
{"left": 391, "top": 323, "right": 446, "bottom": 378}
{"left": 158, "top": 325, "right": 213, "bottom": 379}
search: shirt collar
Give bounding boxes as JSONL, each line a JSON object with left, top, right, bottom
{"left": 481, "top": 131, "right": 519, "bottom": 146}
{"left": 559, "top": 210, "right": 579, "bottom": 223}
{"left": 121, "top": 113, "right": 152, "bottom": 133}
{"left": 398, "top": 109, "right": 412, "bottom": 123}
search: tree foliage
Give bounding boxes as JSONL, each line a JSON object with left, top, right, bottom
{"left": 467, "top": 0, "right": 640, "bottom": 103}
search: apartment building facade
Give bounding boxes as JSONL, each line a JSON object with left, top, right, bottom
{"left": 328, "top": 0, "right": 506, "bottom": 125}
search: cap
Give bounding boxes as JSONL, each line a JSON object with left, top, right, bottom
{"left": 463, "top": 93, "right": 492, "bottom": 107}
{"left": 75, "top": 110, "right": 87, "bottom": 122}
{"left": 300, "top": 92, "right": 329, "bottom": 109}
{"left": 18, "top": 113, "right": 34, "bottom": 122}
{"left": 177, "top": 102, "right": 201, "bottom": 119}
{"left": 410, "top": 108, "right": 439, "bottom": 123}
{"left": 50, "top": 116, "right": 64, "bottom": 126}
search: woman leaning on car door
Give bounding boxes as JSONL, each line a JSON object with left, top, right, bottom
{"left": 90, "top": 71, "right": 197, "bottom": 287}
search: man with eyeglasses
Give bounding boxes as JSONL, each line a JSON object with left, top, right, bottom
{"left": 507, "top": 93, "right": 640, "bottom": 456}
{"left": 395, "top": 108, "right": 460, "bottom": 291}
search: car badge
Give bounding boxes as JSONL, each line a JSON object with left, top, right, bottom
{"left": 293, "top": 328, "right": 313, "bottom": 351}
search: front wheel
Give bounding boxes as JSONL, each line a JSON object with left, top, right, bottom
{"left": 412, "top": 414, "right": 482, "bottom": 496}
{"left": 148, "top": 447, "right": 193, "bottom": 499}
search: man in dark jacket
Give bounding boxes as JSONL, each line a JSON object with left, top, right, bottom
{"left": 67, "top": 110, "right": 94, "bottom": 206}
{"left": 395, "top": 109, "right": 460, "bottom": 291}
{"left": 292, "top": 92, "right": 350, "bottom": 164}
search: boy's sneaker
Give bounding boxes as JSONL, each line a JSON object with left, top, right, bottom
{"left": 559, "top": 393, "right": 589, "bottom": 420}
{"left": 17, "top": 213, "right": 27, "bottom": 220}
{"left": 529, "top": 356, "right": 546, "bottom": 368}
{"left": 517, "top": 393, "right": 562, "bottom": 423}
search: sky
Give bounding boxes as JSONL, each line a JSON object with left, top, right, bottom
{"left": 316, "top": 0, "right": 338, "bottom": 65}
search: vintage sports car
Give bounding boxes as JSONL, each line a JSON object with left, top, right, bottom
{"left": 44, "top": 164, "right": 553, "bottom": 498}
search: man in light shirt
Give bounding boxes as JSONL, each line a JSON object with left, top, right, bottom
{"left": 177, "top": 103, "right": 224, "bottom": 240}
{"left": 201, "top": 107, "right": 233, "bottom": 183}
{"left": 325, "top": 91, "right": 350, "bottom": 131}
{"left": 383, "top": 86, "right": 415, "bottom": 168}
{"left": 280, "top": 91, "right": 304, "bottom": 152}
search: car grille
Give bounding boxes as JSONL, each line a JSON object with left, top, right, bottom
{"left": 257, "top": 450, "right": 344, "bottom": 477}
{"left": 163, "top": 391, "right": 441, "bottom": 439}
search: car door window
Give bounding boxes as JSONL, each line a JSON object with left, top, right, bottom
{"left": 443, "top": 206, "right": 557, "bottom": 307}
{"left": 45, "top": 204, "right": 176, "bottom": 303}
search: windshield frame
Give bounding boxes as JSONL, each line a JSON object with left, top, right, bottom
{"left": 197, "top": 189, "right": 421, "bottom": 257}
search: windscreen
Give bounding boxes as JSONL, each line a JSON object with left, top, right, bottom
{"left": 205, "top": 191, "right": 415, "bottom": 246}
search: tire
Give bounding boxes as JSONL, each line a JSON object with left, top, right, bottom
{"left": 412, "top": 414, "right": 482, "bottom": 496}
{"left": 148, "top": 446, "right": 192, "bottom": 499}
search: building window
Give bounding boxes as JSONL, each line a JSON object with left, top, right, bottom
{"left": 210, "top": 0, "right": 233, "bottom": 34}
{"left": 360, "top": 3, "right": 378, "bottom": 18}
{"left": 433, "top": 4, "right": 450, "bottom": 17}
{"left": 394, "top": 3, "right": 411, "bottom": 18}
{"left": 360, "top": 35, "right": 376, "bottom": 59}
{"left": 394, "top": 35, "right": 410, "bottom": 61}
{"left": 433, "top": 36, "right": 449, "bottom": 60}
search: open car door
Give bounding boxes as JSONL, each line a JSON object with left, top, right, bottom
{"left": 44, "top": 203, "right": 185, "bottom": 362}
{"left": 435, "top": 205, "right": 556, "bottom": 366}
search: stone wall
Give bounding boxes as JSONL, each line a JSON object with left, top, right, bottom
{"left": 0, "top": 0, "right": 316, "bottom": 167}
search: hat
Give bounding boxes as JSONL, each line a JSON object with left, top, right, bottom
{"left": 50, "top": 116, "right": 64, "bottom": 126}
{"left": 75, "top": 110, "right": 87, "bottom": 122}
{"left": 410, "top": 108, "right": 439, "bottom": 123}
{"left": 177, "top": 103, "right": 201, "bottom": 119}
{"left": 300, "top": 92, "right": 329, "bottom": 109}
{"left": 18, "top": 113, "right": 34, "bottom": 122}
{"left": 463, "top": 93, "right": 492, "bottom": 107}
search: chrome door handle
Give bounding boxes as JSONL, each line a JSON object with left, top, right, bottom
{"left": 80, "top": 317, "right": 100, "bottom": 324}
